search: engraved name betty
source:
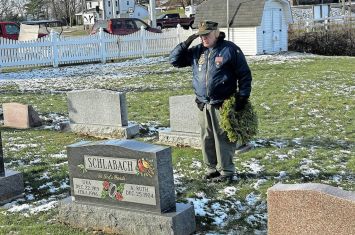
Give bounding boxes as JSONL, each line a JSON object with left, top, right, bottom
{"left": 73, "top": 178, "right": 156, "bottom": 205}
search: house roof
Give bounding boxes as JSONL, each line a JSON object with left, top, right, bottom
{"left": 193, "top": 0, "right": 266, "bottom": 28}
{"left": 193, "top": 0, "right": 292, "bottom": 28}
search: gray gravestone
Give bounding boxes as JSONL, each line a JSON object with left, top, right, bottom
{"left": 159, "top": 95, "right": 201, "bottom": 148}
{"left": 58, "top": 139, "right": 196, "bottom": 235}
{"left": 67, "top": 89, "right": 139, "bottom": 138}
{"left": 0, "top": 132, "right": 24, "bottom": 205}
{"left": 158, "top": 95, "right": 252, "bottom": 153}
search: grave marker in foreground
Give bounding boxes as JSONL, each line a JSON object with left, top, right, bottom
{"left": 268, "top": 183, "right": 355, "bottom": 235}
{"left": 0, "top": 132, "right": 24, "bottom": 205}
{"left": 58, "top": 139, "right": 196, "bottom": 235}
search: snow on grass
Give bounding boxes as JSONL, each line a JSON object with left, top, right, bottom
{"left": 6, "top": 200, "right": 58, "bottom": 215}
{"left": 0, "top": 56, "right": 168, "bottom": 92}
{"left": 0, "top": 53, "right": 352, "bottom": 234}
{"left": 241, "top": 159, "right": 264, "bottom": 174}
{"left": 253, "top": 179, "right": 267, "bottom": 189}
{"left": 222, "top": 186, "right": 237, "bottom": 197}
{"left": 187, "top": 196, "right": 210, "bottom": 217}
{"left": 191, "top": 160, "right": 202, "bottom": 169}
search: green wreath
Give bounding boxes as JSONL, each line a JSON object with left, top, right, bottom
{"left": 220, "top": 95, "right": 258, "bottom": 144}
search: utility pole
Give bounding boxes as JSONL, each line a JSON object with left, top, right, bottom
{"left": 149, "top": 0, "right": 156, "bottom": 27}
{"left": 227, "top": 0, "right": 229, "bottom": 40}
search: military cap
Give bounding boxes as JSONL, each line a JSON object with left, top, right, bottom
{"left": 195, "top": 20, "right": 219, "bottom": 36}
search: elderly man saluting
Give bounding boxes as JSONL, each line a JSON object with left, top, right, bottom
{"left": 169, "top": 20, "right": 252, "bottom": 183}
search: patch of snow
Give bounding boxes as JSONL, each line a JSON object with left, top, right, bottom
{"left": 187, "top": 196, "right": 210, "bottom": 217}
{"left": 246, "top": 193, "right": 260, "bottom": 207}
{"left": 60, "top": 180, "right": 70, "bottom": 189}
{"left": 49, "top": 152, "right": 67, "bottom": 159}
{"left": 29, "top": 158, "right": 42, "bottom": 164}
{"left": 253, "top": 179, "right": 267, "bottom": 189}
{"left": 260, "top": 103, "right": 271, "bottom": 111}
{"left": 331, "top": 175, "right": 342, "bottom": 183}
{"left": 277, "top": 154, "right": 288, "bottom": 160}
{"left": 26, "top": 194, "right": 35, "bottom": 201}
{"left": 29, "top": 201, "right": 57, "bottom": 214}
{"left": 222, "top": 186, "right": 237, "bottom": 197}
{"left": 242, "top": 159, "right": 263, "bottom": 174}
{"left": 191, "top": 160, "right": 202, "bottom": 169}
{"left": 274, "top": 171, "right": 287, "bottom": 180}
{"left": 7, "top": 204, "right": 31, "bottom": 213}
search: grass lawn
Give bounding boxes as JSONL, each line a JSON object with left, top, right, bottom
{"left": 0, "top": 54, "right": 354, "bottom": 234}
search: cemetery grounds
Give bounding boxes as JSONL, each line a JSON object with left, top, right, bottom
{"left": 0, "top": 52, "right": 354, "bottom": 234}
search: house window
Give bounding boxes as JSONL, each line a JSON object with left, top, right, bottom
{"left": 116, "top": 11, "right": 119, "bottom": 15}
{"left": 116, "top": 1, "right": 118, "bottom": 7}
{"left": 89, "top": 2, "right": 92, "bottom": 8}
{"left": 108, "top": 1, "right": 110, "bottom": 7}
{"left": 127, "top": 1, "right": 129, "bottom": 5}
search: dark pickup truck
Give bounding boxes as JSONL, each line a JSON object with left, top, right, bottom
{"left": 156, "top": 13, "right": 194, "bottom": 30}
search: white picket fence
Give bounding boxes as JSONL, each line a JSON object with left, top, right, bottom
{"left": 0, "top": 25, "right": 195, "bottom": 69}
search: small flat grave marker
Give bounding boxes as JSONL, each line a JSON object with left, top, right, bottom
{"left": 3, "top": 103, "right": 42, "bottom": 129}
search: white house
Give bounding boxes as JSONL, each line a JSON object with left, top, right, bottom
{"left": 194, "top": 0, "right": 293, "bottom": 55}
{"left": 81, "top": 0, "right": 149, "bottom": 25}
{"left": 103, "top": 0, "right": 149, "bottom": 19}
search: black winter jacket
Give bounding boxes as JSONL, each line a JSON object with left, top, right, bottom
{"left": 169, "top": 32, "right": 252, "bottom": 104}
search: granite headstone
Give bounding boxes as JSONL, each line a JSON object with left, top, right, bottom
{"left": 268, "top": 183, "right": 355, "bottom": 235}
{"left": 67, "top": 89, "right": 139, "bottom": 138}
{"left": 3, "top": 103, "right": 42, "bottom": 129}
{"left": 158, "top": 95, "right": 201, "bottom": 148}
{"left": 0, "top": 132, "right": 24, "bottom": 205}
{"left": 58, "top": 139, "right": 196, "bottom": 235}
{"left": 158, "top": 95, "right": 252, "bottom": 152}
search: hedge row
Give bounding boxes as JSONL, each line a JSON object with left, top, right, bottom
{"left": 288, "top": 24, "right": 355, "bottom": 56}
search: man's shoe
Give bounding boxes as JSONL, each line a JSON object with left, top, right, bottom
{"left": 203, "top": 171, "right": 221, "bottom": 180}
{"left": 211, "top": 175, "right": 234, "bottom": 183}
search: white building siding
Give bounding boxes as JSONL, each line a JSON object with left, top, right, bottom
{"left": 221, "top": 27, "right": 257, "bottom": 56}
{"left": 132, "top": 5, "right": 149, "bottom": 19}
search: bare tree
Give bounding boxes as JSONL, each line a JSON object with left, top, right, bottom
{"left": 0, "top": 0, "right": 14, "bottom": 19}
{"left": 53, "top": 0, "right": 81, "bottom": 25}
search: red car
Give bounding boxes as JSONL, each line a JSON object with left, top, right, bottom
{"left": 0, "top": 22, "right": 20, "bottom": 40}
{"left": 0, "top": 21, "right": 52, "bottom": 40}
{"left": 91, "top": 18, "right": 162, "bottom": 36}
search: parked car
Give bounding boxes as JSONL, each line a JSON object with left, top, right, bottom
{"left": 91, "top": 18, "right": 162, "bottom": 36}
{"left": 0, "top": 22, "right": 20, "bottom": 40}
{"left": 156, "top": 13, "right": 194, "bottom": 30}
{"left": 0, "top": 20, "right": 59, "bottom": 40}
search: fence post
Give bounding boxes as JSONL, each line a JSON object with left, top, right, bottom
{"left": 140, "top": 25, "right": 146, "bottom": 58}
{"left": 176, "top": 24, "right": 182, "bottom": 44}
{"left": 50, "top": 30, "right": 59, "bottom": 68}
{"left": 99, "top": 28, "right": 106, "bottom": 63}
